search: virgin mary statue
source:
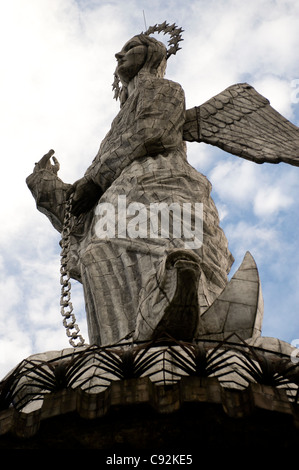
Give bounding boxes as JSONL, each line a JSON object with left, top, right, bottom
{"left": 26, "top": 27, "right": 235, "bottom": 347}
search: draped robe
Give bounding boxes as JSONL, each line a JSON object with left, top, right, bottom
{"left": 27, "top": 73, "right": 234, "bottom": 346}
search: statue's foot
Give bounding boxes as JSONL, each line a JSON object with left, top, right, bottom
{"left": 152, "top": 250, "right": 201, "bottom": 341}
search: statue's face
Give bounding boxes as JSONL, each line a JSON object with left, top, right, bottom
{"left": 115, "top": 36, "right": 147, "bottom": 84}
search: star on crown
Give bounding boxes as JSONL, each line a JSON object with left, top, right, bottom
{"left": 143, "top": 21, "right": 184, "bottom": 59}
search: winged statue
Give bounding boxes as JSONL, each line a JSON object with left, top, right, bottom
{"left": 26, "top": 22, "right": 299, "bottom": 348}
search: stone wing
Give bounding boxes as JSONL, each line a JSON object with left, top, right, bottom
{"left": 183, "top": 82, "right": 299, "bottom": 166}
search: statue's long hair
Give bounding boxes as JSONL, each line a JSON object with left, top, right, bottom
{"left": 113, "top": 34, "right": 167, "bottom": 106}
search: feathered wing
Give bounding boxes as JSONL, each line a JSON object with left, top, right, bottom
{"left": 183, "top": 82, "right": 299, "bottom": 166}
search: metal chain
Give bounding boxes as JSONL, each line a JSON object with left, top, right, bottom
{"left": 60, "top": 193, "right": 85, "bottom": 347}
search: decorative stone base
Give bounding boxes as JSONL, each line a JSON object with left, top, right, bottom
{"left": 1, "top": 376, "right": 299, "bottom": 450}
{"left": 1, "top": 406, "right": 299, "bottom": 454}
{"left": 1, "top": 336, "right": 299, "bottom": 451}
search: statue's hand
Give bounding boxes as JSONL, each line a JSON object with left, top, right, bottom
{"left": 34, "top": 149, "right": 60, "bottom": 174}
{"left": 68, "top": 176, "right": 103, "bottom": 217}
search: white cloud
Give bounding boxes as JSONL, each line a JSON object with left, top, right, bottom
{"left": 208, "top": 157, "right": 298, "bottom": 221}
{"left": 252, "top": 76, "right": 296, "bottom": 120}
{"left": 253, "top": 186, "right": 293, "bottom": 218}
{"left": 0, "top": 337, "right": 33, "bottom": 380}
{"left": 0, "top": 276, "right": 22, "bottom": 313}
{"left": 209, "top": 159, "right": 259, "bottom": 206}
{"left": 224, "top": 220, "right": 280, "bottom": 260}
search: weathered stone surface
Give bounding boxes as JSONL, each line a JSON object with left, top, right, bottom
{"left": 246, "top": 335, "right": 296, "bottom": 356}
{"left": 1, "top": 375, "right": 299, "bottom": 446}
{"left": 184, "top": 82, "right": 299, "bottom": 166}
{"left": 25, "top": 24, "right": 299, "bottom": 348}
{"left": 4, "top": 21, "right": 299, "bottom": 451}
{"left": 196, "top": 251, "right": 263, "bottom": 340}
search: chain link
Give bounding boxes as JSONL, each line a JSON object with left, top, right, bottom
{"left": 60, "top": 193, "right": 85, "bottom": 347}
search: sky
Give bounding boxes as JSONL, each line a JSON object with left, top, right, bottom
{"left": 1, "top": 0, "right": 299, "bottom": 378}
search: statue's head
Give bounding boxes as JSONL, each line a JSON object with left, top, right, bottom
{"left": 113, "top": 22, "right": 184, "bottom": 105}
{"left": 115, "top": 34, "right": 167, "bottom": 85}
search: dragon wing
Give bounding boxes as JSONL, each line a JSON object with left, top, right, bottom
{"left": 183, "top": 82, "right": 299, "bottom": 166}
